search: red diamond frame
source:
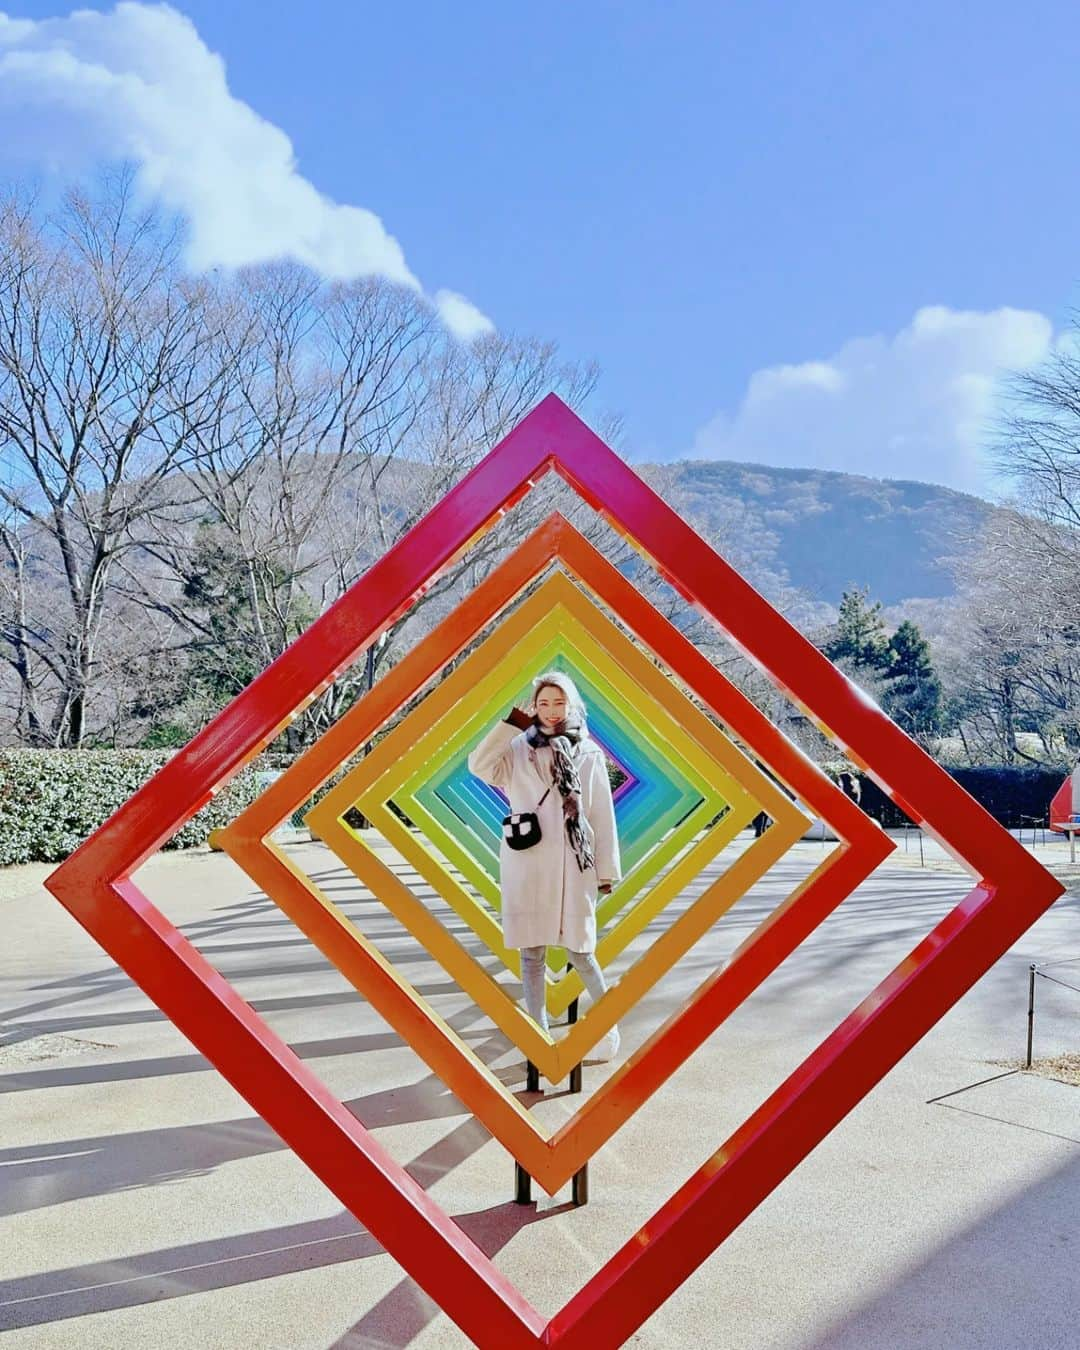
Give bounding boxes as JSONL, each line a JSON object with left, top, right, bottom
{"left": 46, "top": 396, "right": 1065, "bottom": 1347}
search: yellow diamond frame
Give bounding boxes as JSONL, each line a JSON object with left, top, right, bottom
{"left": 314, "top": 575, "right": 770, "bottom": 1023}
{"left": 303, "top": 570, "right": 805, "bottom": 1078}
{"left": 392, "top": 618, "right": 731, "bottom": 939}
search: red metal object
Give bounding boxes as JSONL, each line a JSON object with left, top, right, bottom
{"left": 46, "top": 395, "right": 1065, "bottom": 1347}
{"left": 1048, "top": 764, "right": 1079, "bottom": 832}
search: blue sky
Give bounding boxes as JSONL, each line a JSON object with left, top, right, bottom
{"left": 1, "top": 1, "right": 1077, "bottom": 490}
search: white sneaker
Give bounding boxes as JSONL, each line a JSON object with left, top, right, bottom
{"left": 588, "top": 1025, "right": 620, "bottom": 1062}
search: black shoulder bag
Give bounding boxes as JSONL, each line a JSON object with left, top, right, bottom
{"left": 502, "top": 787, "right": 551, "bottom": 851}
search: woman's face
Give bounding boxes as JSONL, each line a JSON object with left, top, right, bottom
{"left": 533, "top": 683, "right": 569, "bottom": 731}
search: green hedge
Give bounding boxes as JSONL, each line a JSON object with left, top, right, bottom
{"left": 7, "top": 747, "right": 1063, "bottom": 869}
{"left": 852, "top": 764, "right": 1065, "bottom": 830}
{"left": 0, "top": 749, "right": 265, "bottom": 866}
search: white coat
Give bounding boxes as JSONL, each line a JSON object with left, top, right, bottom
{"left": 467, "top": 720, "right": 621, "bottom": 953}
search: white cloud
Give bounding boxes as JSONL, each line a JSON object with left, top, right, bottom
{"left": 0, "top": 3, "right": 493, "bottom": 338}
{"left": 692, "top": 305, "right": 1054, "bottom": 491}
{"left": 434, "top": 289, "right": 496, "bottom": 342}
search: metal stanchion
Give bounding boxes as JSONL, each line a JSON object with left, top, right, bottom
{"left": 572, "top": 1165, "right": 589, "bottom": 1206}
{"left": 567, "top": 981, "right": 582, "bottom": 1093}
{"left": 565, "top": 993, "right": 585, "bottom": 1190}
{"left": 1026, "top": 963, "right": 1037, "bottom": 1068}
{"left": 514, "top": 1049, "right": 589, "bottom": 1207}
{"left": 515, "top": 979, "right": 589, "bottom": 1205}
{"left": 564, "top": 993, "right": 583, "bottom": 1096}
{"left": 516, "top": 1051, "right": 538, "bottom": 1205}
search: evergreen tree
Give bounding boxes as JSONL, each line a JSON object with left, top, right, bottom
{"left": 820, "top": 592, "right": 943, "bottom": 743}
{"left": 180, "top": 531, "right": 263, "bottom": 700}
{"left": 882, "top": 619, "right": 943, "bottom": 738}
{"left": 822, "top": 587, "right": 893, "bottom": 672}
{"left": 136, "top": 525, "right": 318, "bottom": 746}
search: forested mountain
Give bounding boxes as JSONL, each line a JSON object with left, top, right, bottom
{"left": 668, "top": 460, "right": 993, "bottom": 604}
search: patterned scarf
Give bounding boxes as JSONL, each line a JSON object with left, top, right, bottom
{"left": 526, "top": 717, "right": 596, "bottom": 874}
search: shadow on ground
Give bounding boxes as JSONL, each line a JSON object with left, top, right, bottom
{"left": 802, "top": 1150, "right": 1080, "bottom": 1350}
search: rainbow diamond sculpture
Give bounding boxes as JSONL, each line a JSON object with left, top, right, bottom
{"left": 45, "top": 397, "right": 1064, "bottom": 1348}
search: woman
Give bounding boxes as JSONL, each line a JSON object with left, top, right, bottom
{"left": 467, "top": 671, "right": 622, "bottom": 1061}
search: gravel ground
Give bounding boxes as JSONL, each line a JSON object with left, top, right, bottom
{"left": 1022, "top": 1054, "right": 1080, "bottom": 1087}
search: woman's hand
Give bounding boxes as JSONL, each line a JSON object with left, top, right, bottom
{"left": 504, "top": 706, "right": 533, "bottom": 731}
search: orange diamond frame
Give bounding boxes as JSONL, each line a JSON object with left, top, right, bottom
{"left": 220, "top": 540, "right": 814, "bottom": 1165}
{"left": 46, "top": 397, "right": 1065, "bottom": 1347}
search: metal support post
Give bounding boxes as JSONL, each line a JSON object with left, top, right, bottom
{"left": 564, "top": 988, "right": 583, "bottom": 1090}
{"left": 1026, "top": 963, "right": 1037, "bottom": 1068}
{"left": 572, "top": 1163, "right": 589, "bottom": 1206}
{"left": 514, "top": 1162, "right": 532, "bottom": 1205}
{"left": 526, "top": 1060, "right": 540, "bottom": 1094}
{"left": 567, "top": 982, "right": 582, "bottom": 1089}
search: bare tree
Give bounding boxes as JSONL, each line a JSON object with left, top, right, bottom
{"left": 944, "top": 507, "right": 1080, "bottom": 764}
{"left": 995, "top": 327, "right": 1080, "bottom": 530}
{"left": 0, "top": 176, "right": 236, "bottom": 745}
{"left": 0, "top": 172, "right": 616, "bottom": 749}
{"left": 0, "top": 171, "right": 645, "bottom": 752}
{"left": 120, "top": 267, "right": 438, "bottom": 727}
{"left": 301, "top": 333, "right": 605, "bottom": 738}
{"left": 905, "top": 332, "right": 1080, "bottom": 765}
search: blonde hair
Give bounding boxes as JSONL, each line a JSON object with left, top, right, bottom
{"left": 530, "top": 670, "right": 587, "bottom": 722}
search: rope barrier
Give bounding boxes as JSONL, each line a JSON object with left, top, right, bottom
{"left": 1036, "top": 972, "right": 1080, "bottom": 997}
{"left": 1034, "top": 953, "right": 1080, "bottom": 971}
